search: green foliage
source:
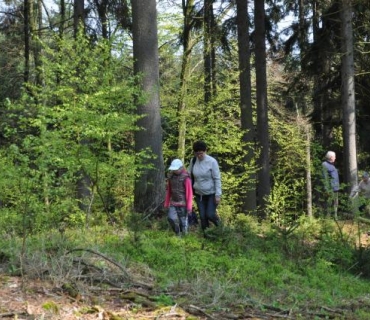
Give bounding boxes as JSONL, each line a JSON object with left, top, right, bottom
{"left": 267, "top": 114, "right": 308, "bottom": 224}
{"left": 152, "top": 293, "right": 175, "bottom": 306}
{"left": 161, "top": 61, "right": 256, "bottom": 216}
{"left": 42, "top": 301, "right": 60, "bottom": 314}
{"left": 1, "top": 218, "right": 370, "bottom": 316}
{"left": 0, "top": 34, "right": 146, "bottom": 234}
{"left": 1, "top": 213, "right": 370, "bottom": 318}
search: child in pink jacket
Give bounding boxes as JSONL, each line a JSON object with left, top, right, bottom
{"left": 164, "top": 159, "right": 193, "bottom": 236}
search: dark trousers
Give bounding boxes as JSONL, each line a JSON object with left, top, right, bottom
{"left": 323, "top": 191, "right": 338, "bottom": 218}
{"left": 195, "top": 194, "right": 219, "bottom": 230}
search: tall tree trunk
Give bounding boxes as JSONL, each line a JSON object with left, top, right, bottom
{"left": 298, "top": 0, "right": 307, "bottom": 67}
{"left": 55, "top": 0, "right": 65, "bottom": 86}
{"left": 131, "top": 0, "right": 165, "bottom": 214}
{"left": 30, "top": 0, "right": 43, "bottom": 87}
{"left": 73, "top": 0, "right": 92, "bottom": 216}
{"left": 341, "top": 0, "right": 357, "bottom": 194}
{"left": 210, "top": 8, "right": 216, "bottom": 99}
{"left": 254, "top": 0, "right": 270, "bottom": 216}
{"left": 24, "top": 0, "right": 30, "bottom": 84}
{"left": 305, "top": 124, "right": 313, "bottom": 218}
{"left": 311, "top": 0, "right": 335, "bottom": 147}
{"left": 203, "top": 0, "right": 214, "bottom": 103}
{"left": 177, "top": 0, "right": 195, "bottom": 161}
{"left": 311, "top": 0, "right": 322, "bottom": 141}
{"left": 59, "top": 0, "right": 65, "bottom": 39}
{"left": 95, "top": 0, "right": 109, "bottom": 39}
{"left": 74, "top": 0, "right": 85, "bottom": 37}
{"left": 298, "top": 0, "right": 312, "bottom": 215}
{"left": 236, "top": 0, "right": 256, "bottom": 214}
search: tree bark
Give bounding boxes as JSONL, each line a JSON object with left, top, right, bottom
{"left": 341, "top": 0, "right": 357, "bottom": 194}
{"left": 74, "top": 0, "right": 85, "bottom": 37}
{"left": 177, "top": 0, "right": 195, "bottom": 161}
{"left": 30, "top": 0, "right": 43, "bottom": 87}
{"left": 24, "top": 0, "right": 30, "bottom": 84}
{"left": 95, "top": 0, "right": 109, "bottom": 39}
{"left": 306, "top": 125, "right": 313, "bottom": 218}
{"left": 236, "top": 0, "right": 256, "bottom": 214}
{"left": 203, "top": 0, "right": 215, "bottom": 103}
{"left": 131, "top": 0, "right": 165, "bottom": 214}
{"left": 254, "top": 0, "right": 270, "bottom": 216}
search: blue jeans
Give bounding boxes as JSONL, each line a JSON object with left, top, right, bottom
{"left": 195, "top": 194, "right": 219, "bottom": 230}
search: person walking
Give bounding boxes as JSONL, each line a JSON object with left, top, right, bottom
{"left": 322, "top": 151, "right": 340, "bottom": 219}
{"left": 188, "top": 141, "right": 221, "bottom": 234}
{"left": 164, "top": 159, "right": 193, "bottom": 236}
{"left": 351, "top": 172, "right": 370, "bottom": 213}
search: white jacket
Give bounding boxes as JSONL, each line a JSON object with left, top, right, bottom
{"left": 189, "top": 154, "right": 222, "bottom": 197}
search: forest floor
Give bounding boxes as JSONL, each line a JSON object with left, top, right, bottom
{"left": 1, "top": 220, "right": 370, "bottom": 320}
{"left": 0, "top": 275, "right": 208, "bottom": 320}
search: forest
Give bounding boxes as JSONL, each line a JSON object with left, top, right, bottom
{"left": 1, "top": 0, "right": 370, "bottom": 319}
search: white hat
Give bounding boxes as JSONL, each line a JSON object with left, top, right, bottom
{"left": 168, "top": 159, "right": 183, "bottom": 171}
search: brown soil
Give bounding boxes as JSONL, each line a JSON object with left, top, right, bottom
{"left": 337, "top": 219, "right": 370, "bottom": 247}
{"left": 0, "top": 275, "right": 199, "bottom": 319}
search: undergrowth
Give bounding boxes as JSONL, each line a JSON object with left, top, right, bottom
{"left": 1, "top": 214, "right": 370, "bottom": 318}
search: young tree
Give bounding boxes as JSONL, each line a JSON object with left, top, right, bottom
{"left": 131, "top": 0, "right": 165, "bottom": 214}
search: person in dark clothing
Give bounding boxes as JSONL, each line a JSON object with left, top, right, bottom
{"left": 322, "top": 151, "right": 340, "bottom": 219}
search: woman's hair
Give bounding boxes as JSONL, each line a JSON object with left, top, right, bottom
{"left": 193, "top": 141, "right": 207, "bottom": 152}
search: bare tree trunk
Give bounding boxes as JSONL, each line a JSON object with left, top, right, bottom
{"left": 74, "top": 0, "right": 85, "bottom": 37}
{"left": 95, "top": 0, "right": 109, "bottom": 39}
{"left": 30, "top": 0, "right": 43, "bottom": 87}
{"left": 236, "top": 0, "right": 256, "bottom": 214}
{"left": 254, "top": 0, "right": 270, "bottom": 216}
{"left": 311, "top": 0, "right": 336, "bottom": 147}
{"left": 73, "top": 0, "right": 92, "bottom": 217}
{"left": 177, "top": 0, "right": 195, "bottom": 161}
{"left": 298, "top": 0, "right": 307, "bottom": 67}
{"left": 59, "top": 0, "right": 65, "bottom": 39}
{"left": 131, "top": 0, "right": 165, "bottom": 214}
{"left": 24, "top": 0, "right": 30, "bottom": 84}
{"left": 306, "top": 125, "right": 313, "bottom": 218}
{"left": 203, "top": 0, "right": 214, "bottom": 103}
{"left": 341, "top": 0, "right": 357, "bottom": 194}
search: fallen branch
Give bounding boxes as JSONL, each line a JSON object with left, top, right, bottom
{"left": 0, "top": 312, "right": 28, "bottom": 318}
{"left": 66, "top": 248, "right": 130, "bottom": 278}
{"left": 357, "top": 217, "right": 370, "bottom": 224}
{"left": 187, "top": 304, "right": 216, "bottom": 319}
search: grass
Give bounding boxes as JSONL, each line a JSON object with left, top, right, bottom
{"left": 1, "top": 215, "right": 370, "bottom": 318}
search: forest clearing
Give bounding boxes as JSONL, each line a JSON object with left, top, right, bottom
{"left": 1, "top": 218, "right": 370, "bottom": 320}
{"left": 2, "top": 0, "right": 370, "bottom": 319}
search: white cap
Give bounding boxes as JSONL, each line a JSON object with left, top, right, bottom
{"left": 168, "top": 159, "right": 183, "bottom": 171}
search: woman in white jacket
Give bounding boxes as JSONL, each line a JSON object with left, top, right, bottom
{"left": 189, "top": 141, "right": 221, "bottom": 232}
